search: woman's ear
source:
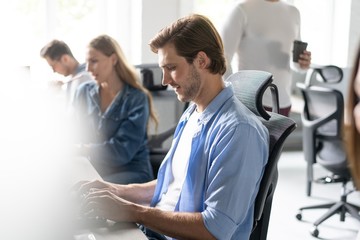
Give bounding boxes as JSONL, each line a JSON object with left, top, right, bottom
{"left": 110, "top": 53, "right": 118, "bottom": 66}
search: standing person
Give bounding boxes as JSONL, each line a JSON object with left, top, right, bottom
{"left": 345, "top": 42, "right": 360, "bottom": 189}
{"left": 345, "top": 42, "right": 360, "bottom": 240}
{"left": 75, "top": 14, "right": 269, "bottom": 240}
{"left": 73, "top": 34, "right": 158, "bottom": 184}
{"left": 220, "top": 0, "right": 312, "bottom": 116}
{"left": 40, "top": 40, "right": 94, "bottom": 107}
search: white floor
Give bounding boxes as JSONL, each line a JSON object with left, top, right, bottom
{"left": 267, "top": 151, "right": 360, "bottom": 240}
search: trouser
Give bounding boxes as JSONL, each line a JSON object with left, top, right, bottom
{"left": 264, "top": 105, "right": 291, "bottom": 117}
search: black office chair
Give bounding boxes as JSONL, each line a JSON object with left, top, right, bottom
{"left": 227, "top": 70, "right": 297, "bottom": 240}
{"left": 295, "top": 82, "right": 360, "bottom": 237}
{"left": 300, "top": 65, "right": 344, "bottom": 197}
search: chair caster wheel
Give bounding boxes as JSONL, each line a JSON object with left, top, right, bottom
{"left": 310, "top": 226, "right": 319, "bottom": 237}
{"left": 295, "top": 212, "right": 302, "bottom": 220}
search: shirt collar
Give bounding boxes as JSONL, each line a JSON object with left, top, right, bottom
{"left": 74, "top": 63, "right": 86, "bottom": 76}
{"left": 185, "top": 82, "right": 234, "bottom": 125}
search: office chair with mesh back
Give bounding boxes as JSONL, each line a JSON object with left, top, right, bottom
{"left": 300, "top": 65, "right": 344, "bottom": 197}
{"left": 304, "top": 65, "right": 343, "bottom": 86}
{"left": 295, "top": 83, "right": 360, "bottom": 238}
{"left": 227, "top": 70, "right": 297, "bottom": 240}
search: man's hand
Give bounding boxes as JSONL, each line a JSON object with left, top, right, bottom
{"left": 79, "top": 189, "right": 139, "bottom": 222}
{"left": 72, "top": 179, "right": 120, "bottom": 197}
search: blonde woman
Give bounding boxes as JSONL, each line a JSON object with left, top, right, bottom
{"left": 73, "top": 34, "right": 158, "bottom": 184}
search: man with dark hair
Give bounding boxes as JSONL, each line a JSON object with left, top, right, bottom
{"left": 40, "top": 40, "right": 93, "bottom": 107}
{"left": 75, "top": 14, "right": 269, "bottom": 240}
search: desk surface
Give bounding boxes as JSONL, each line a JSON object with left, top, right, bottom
{"left": 71, "top": 157, "right": 147, "bottom": 240}
{"left": 74, "top": 222, "right": 147, "bottom": 240}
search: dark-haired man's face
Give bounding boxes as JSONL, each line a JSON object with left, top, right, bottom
{"left": 45, "top": 55, "right": 71, "bottom": 77}
{"left": 158, "top": 44, "right": 201, "bottom": 103}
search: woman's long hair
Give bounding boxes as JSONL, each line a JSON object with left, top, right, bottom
{"left": 345, "top": 42, "right": 360, "bottom": 188}
{"left": 89, "top": 34, "right": 159, "bottom": 131}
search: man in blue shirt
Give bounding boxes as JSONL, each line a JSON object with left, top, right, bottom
{"left": 40, "top": 40, "right": 94, "bottom": 107}
{"left": 76, "top": 14, "right": 269, "bottom": 240}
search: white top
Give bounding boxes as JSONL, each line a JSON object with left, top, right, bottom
{"left": 155, "top": 110, "right": 200, "bottom": 211}
{"left": 220, "top": 0, "right": 303, "bottom": 108}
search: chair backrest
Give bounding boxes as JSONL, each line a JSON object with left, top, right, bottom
{"left": 296, "top": 65, "right": 348, "bottom": 195}
{"left": 226, "top": 70, "right": 297, "bottom": 240}
{"left": 297, "top": 84, "right": 343, "bottom": 137}
{"left": 297, "top": 83, "right": 348, "bottom": 176}
{"left": 228, "top": 70, "right": 279, "bottom": 120}
{"left": 304, "top": 65, "right": 343, "bottom": 86}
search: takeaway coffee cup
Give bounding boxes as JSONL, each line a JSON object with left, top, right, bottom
{"left": 292, "top": 40, "right": 308, "bottom": 62}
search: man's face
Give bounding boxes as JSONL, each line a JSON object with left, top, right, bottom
{"left": 45, "top": 55, "right": 70, "bottom": 77}
{"left": 158, "top": 43, "right": 201, "bottom": 103}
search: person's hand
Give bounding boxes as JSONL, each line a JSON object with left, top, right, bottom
{"left": 298, "top": 50, "right": 312, "bottom": 69}
{"left": 79, "top": 189, "right": 138, "bottom": 222}
{"left": 71, "top": 180, "right": 122, "bottom": 219}
{"left": 72, "top": 179, "right": 118, "bottom": 197}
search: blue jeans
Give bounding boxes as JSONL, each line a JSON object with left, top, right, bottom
{"left": 138, "top": 224, "right": 168, "bottom": 240}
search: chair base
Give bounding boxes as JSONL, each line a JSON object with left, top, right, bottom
{"left": 296, "top": 200, "right": 360, "bottom": 238}
{"left": 307, "top": 175, "right": 350, "bottom": 197}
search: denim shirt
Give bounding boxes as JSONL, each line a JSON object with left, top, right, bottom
{"left": 150, "top": 83, "right": 269, "bottom": 239}
{"left": 73, "top": 82, "right": 153, "bottom": 184}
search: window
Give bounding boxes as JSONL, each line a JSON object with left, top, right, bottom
{"left": 291, "top": 0, "right": 352, "bottom": 67}
{"left": 4, "top": 0, "right": 132, "bottom": 84}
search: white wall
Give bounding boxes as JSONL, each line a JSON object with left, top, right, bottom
{"left": 348, "top": 0, "right": 360, "bottom": 66}
{"left": 132, "top": 0, "right": 193, "bottom": 64}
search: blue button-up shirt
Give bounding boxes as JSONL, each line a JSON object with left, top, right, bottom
{"left": 151, "top": 83, "right": 269, "bottom": 239}
{"left": 73, "top": 82, "right": 154, "bottom": 184}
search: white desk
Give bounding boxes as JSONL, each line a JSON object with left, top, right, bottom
{"left": 74, "top": 222, "right": 148, "bottom": 240}
{"left": 71, "top": 157, "right": 147, "bottom": 240}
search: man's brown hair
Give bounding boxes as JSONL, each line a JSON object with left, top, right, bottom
{"left": 149, "top": 14, "right": 226, "bottom": 75}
